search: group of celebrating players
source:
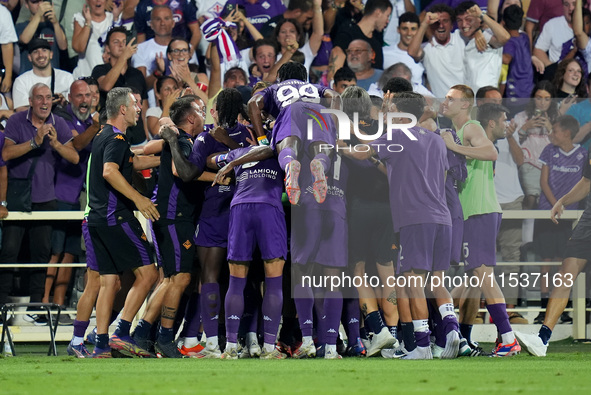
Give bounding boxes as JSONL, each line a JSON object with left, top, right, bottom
{"left": 67, "top": 60, "right": 590, "bottom": 360}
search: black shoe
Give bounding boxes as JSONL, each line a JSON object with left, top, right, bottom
{"left": 23, "top": 314, "right": 48, "bottom": 326}
{"left": 559, "top": 312, "right": 573, "bottom": 324}
{"left": 155, "top": 339, "right": 185, "bottom": 358}
{"left": 533, "top": 312, "right": 545, "bottom": 325}
{"left": 132, "top": 333, "right": 155, "bottom": 354}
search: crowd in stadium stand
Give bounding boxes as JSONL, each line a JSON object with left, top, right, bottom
{"left": 0, "top": 0, "right": 590, "bottom": 360}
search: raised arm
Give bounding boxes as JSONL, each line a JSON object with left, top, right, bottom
{"left": 440, "top": 124, "right": 498, "bottom": 161}
{"left": 308, "top": 0, "right": 325, "bottom": 55}
{"left": 408, "top": 13, "right": 435, "bottom": 62}
{"left": 98, "top": 38, "right": 138, "bottom": 92}
{"left": 574, "top": 0, "right": 588, "bottom": 50}
{"left": 467, "top": 5, "right": 509, "bottom": 47}
{"left": 247, "top": 94, "right": 266, "bottom": 138}
{"left": 160, "top": 125, "right": 203, "bottom": 182}
{"left": 213, "top": 145, "right": 274, "bottom": 185}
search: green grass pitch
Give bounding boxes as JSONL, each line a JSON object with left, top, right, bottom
{"left": 1, "top": 340, "right": 591, "bottom": 394}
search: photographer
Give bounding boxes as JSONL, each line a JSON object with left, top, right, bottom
{"left": 15, "top": 0, "right": 67, "bottom": 73}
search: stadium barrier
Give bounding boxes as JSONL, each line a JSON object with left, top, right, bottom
{"left": 0, "top": 210, "right": 589, "bottom": 342}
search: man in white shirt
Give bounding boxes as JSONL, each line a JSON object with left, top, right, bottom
{"left": 408, "top": 4, "right": 465, "bottom": 99}
{"left": 455, "top": 2, "right": 509, "bottom": 93}
{"left": 382, "top": 11, "right": 425, "bottom": 85}
{"left": 534, "top": 0, "right": 576, "bottom": 68}
{"left": 12, "top": 38, "right": 74, "bottom": 111}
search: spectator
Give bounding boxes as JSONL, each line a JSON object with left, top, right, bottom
{"left": 71, "top": 0, "right": 124, "bottom": 79}
{"left": 565, "top": 77, "right": 591, "bottom": 150}
{"left": 382, "top": 12, "right": 424, "bottom": 85}
{"left": 513, "top": 80, "right": 558, "bottom": 210}
{"left": 525, "top": 0, "right": 564, "bottom": 51}
{"left": 408, "top": 5, "right": 464, "bottom": 99}
{"left": 146, "top": 76, "right": 180, "bottom": 137}
{"left": 328, "top": 0, "right": 364, "bottom": 42}
{"left": 91, "top": 27, "right": 149, "bottom": 146}
{"left": 248, "top": 39, "right": 278, "bottom": 86}
{"left": 455, "top": 2, "right": 509, "bottom": 93}
{"left": 16, "top": 0, "right": 67, "bottom": 73}
{"left": 0, "top": 83, "right": 79, "bottom": 325}
{"left": 12, "top": 38, "right": 75, "bottom": 111}
{"left": 274, "top": 4, "right": 324, "bottom": 73}
{"left": 332, "top": 66, "right": 357, "bottom": 94}
{"left": 571, "top": 0, "right": 591, "bottom": 75}
{"left": 328, "top": 0, "right": 393, "bottom": 81}
{"left": 502, "top": 4, "right": 534, "bottom": 111}
{"left": 0, "top": 3, "right": 18, "bottom": 94}
{"left": 226, "top": 0, "right": 287, "bottom": 32}
{"left": 344, "top": 39, "right": 382, "bottom": 90}
{"left": 80, "top": 76, "right": 101, "bottom": 115}
{"left": 135, "top": 0, "right": 201, "bottom": 53}
{"left": 552, "top": 58, "right": 586, "bottom": 101}
{"left": 133, "top": 7, "right": 200, "bottom": 94}
{"left": 43, "top": 79, "right": 99, "bottom": 324}
{"left": 260, "top": 0, "right": 315, "bottom": 37}
{"left": 166, "top": 37, "right": 208, "bottom": 105}
{"left": 533, "top": 115, "right": 587, "bottom": 324}
{"left": 533, "top": 0, "right": 575, "bottom": 76}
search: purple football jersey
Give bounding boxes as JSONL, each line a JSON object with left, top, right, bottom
{"left": 226, "top": 146, "right": 284, "bottom": 211}
{"left": 538, "top": 144, "right": 587, "bottom": 210}
{"left": 256, "top": 79, "right": 328, "bottom": 119}
{"left": 371, "top": 126, "right": 451, "bottom": 231}
{"left": 189, "top": 124, "right": 251, "bottom": 217}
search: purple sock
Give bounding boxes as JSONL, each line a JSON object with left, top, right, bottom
{"left": 262, "top": 276, "right": 283, "bottom": 345}
{"left": 323, "top": 291, "right": 343, "bottom": 346}
{"left": 225, "top": 276, "right": 246, "bottom": 344}
{"left": 278, "top": 147, "right": 296, "bottom": 171}
{"left": 201, "top": 282, "right": 220, "bottom": 338}
{"left": 429, "top": 304, "right": 446, "bottom": 348}
{"left": 182, "top": 293, "right": 201, "bottom": 338}
{"left": 415, "top": 330, "right": 431, "bottom": 348}
{"left": 342, "top": 298, "right": 360, "bottom": 341}
{"left": 294, "top": 284, "right": 314, "bottom": 337}
{"left": 487, "top": 303, "right": 512, "bottom": 335}
{"left": 314, "top": 152, "right": 331, "bottom": 173}
{"left": 73, "top": 320, "right": 90, "bottom": 338}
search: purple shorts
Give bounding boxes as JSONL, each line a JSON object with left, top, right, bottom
{"left": 397, "top": 223, "right": 452, "bottom": 275}
{"left": 462, "top": 213, "right": 502, "bottom": 271}
{"left": 227, "top": 203, "right": 287, "bottom": 262}
{"left": 194, "top": 212, "right": 230, "bottom": 248}
{"left": 451, "top": 216, "right": 464, "bottom": 265}
{"left": 291, "top": 207, "right": 347, "bottom": 267}
{"left": 271, "top": 101, "right": 336, "bottom": 151}
{"left": 82, "top": 219, "right": 98, "bottom": 272}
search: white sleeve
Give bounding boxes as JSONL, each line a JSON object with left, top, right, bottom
{"left": 534, "top": 20, "right": 553, "bottom": 51}
{"left": 0, "top": 6, "right": 17, "bottom": 44}
{"left": 12, "top": 78, "right": 28, "bottom": 109}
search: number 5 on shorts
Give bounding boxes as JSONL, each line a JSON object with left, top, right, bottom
{"left": 462, "top": 242, "right": 469, "bottom": 260}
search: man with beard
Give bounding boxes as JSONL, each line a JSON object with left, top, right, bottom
{"left": 12, "top": 38, "right": 74, "bottom": 111}
{"left": 44, "top": 80, "right": 101, "bottom": 328}
{"left": 345, "top": 39, "right": 382, "bottom": 91}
